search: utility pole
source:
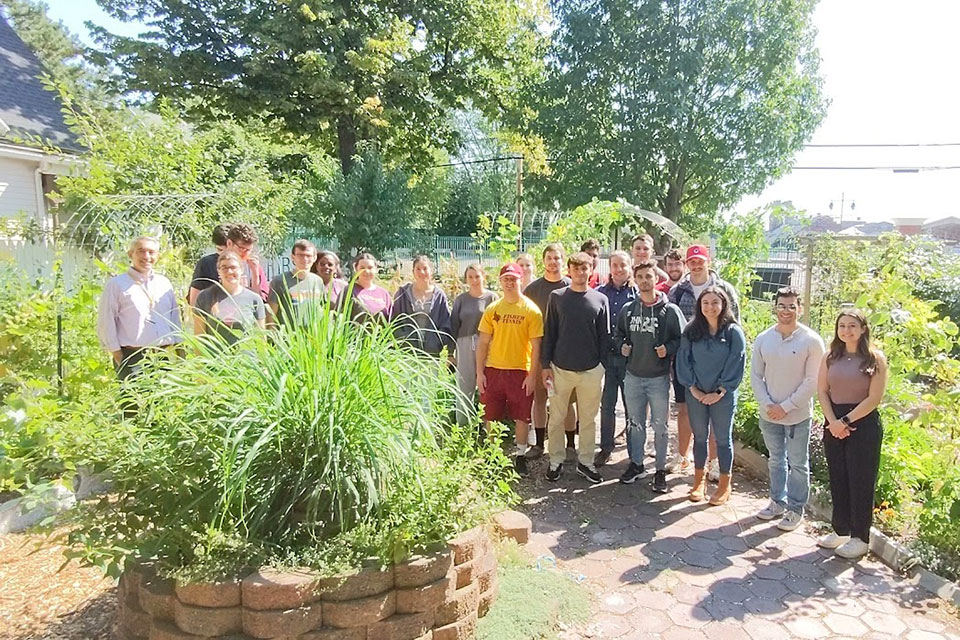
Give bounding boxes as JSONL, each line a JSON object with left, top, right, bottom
{"left": 515, "top": 156, "right": 523, "bottom": 249}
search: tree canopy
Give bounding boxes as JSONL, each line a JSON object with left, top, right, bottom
{"left": 530, "top": 0, "right": 826, "bottom": 237}
{"left": 89, "top": 0, "right": 547, "bottom": 174}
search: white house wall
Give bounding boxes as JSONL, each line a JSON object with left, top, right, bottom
{"left": 0, "top": 155, "right": 39, "bottom": 220}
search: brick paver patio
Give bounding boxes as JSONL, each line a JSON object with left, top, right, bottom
{"left": 515, "top": 431, "right": 960, "bottom": 639}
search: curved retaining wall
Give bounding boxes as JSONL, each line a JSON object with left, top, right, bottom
{"left": 116, "top": 526, "right": 497, "bottom": 640}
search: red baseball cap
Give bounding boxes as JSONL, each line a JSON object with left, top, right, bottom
{"left": 685, "top": 245, "right": 709, "bottom": 261}
{"left": 499, "top": 263, "right": 523, "bottom": 279}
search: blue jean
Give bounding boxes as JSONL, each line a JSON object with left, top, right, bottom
{"left": 759, "top": 418, "right": 811, "bottom": 514}
{"left": 623, "top": 373, "right": 671, "bottom": 470}
{"left": 687, "top": 391, "right": 737, "bottom": 473}
{"left": 600, "top": 356, "right": 628, "bottom": 450}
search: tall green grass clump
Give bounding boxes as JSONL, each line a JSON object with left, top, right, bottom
{"left": 66, "top": 300, "right": 514, "bottom": 579}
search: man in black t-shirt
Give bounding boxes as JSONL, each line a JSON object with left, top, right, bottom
{"left": 523, "top": 243, "right": 572, "bottom": 458}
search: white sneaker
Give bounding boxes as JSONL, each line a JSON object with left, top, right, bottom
{"left": 817, "top": 532, "right": 851, "bottom": 549}
{"left": 707, "top": 459, "right": 720, "bottom": 483}
{"left": 835, "top": 537, "right": 870, "bottom": 559}
{"left": 777, "top": 510, "right": 803, "bottom": 531}
{"left": 756, "top": 500, "right": 786, "bottom": 521}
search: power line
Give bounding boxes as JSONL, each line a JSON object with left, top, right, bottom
{"left": 793, "top": 165, "right": 960, "bottom": 171}
{"left": 805, "top": 142, "right": 960, "bottom": 148}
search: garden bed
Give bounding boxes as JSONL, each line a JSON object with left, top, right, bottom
{"left": 117, "top": 526, "right": 501, "bottom": 640}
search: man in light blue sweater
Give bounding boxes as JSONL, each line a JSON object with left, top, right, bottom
{"left": 750, "top": 286, "right": 825, "bottom": 531}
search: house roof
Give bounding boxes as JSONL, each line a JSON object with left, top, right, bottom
{"left": 0, "top": 15, "right": 80, "bottom": 152}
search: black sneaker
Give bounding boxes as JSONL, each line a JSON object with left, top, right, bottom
{"left": 514, "top": 455, "right": 529, "bottom": 477}
{"left": 619, "top": 462, "right": 644, "bottom": 484}
{"left": 546, "top": 463, "right": 563, "bottom": 482}
{"left": 652, "top": 469, "right": 668, "bottom": 493}
{"left": 593, "top": 448, "right": 612, "bottom": 468}
{"left": 577, "top": 462, "right": 603, "bottom": 484}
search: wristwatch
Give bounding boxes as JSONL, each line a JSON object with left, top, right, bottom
{"left": 840, "top": 415, "right": 851, "bottom": 426}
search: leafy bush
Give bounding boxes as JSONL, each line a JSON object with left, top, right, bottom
{"left": 65, "top": 301, "right": 514, "bottom": 578}
{"left": 0, "top": 262, "right": 116, "bottom": 493}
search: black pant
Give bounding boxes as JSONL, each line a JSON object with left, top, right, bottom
{"left": 116, "top": 346, "right": 150, "bottom": 381}
{"left": 823, "top": 403, "right": 882, "bottom": 542}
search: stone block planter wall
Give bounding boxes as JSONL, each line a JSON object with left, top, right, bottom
{"left": 115, "top": 526, "right": 499, "bottom": 640}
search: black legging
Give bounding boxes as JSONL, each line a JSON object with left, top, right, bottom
{"left": 823, "top": 403, "right": 882, "bottom": 542}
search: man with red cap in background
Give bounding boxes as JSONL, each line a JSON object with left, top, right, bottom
{"left": 476, "top": 263, "right": 544, "bottom": 476}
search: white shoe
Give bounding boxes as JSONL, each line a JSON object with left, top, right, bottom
{"left": 756, "top": 500, "right": 786, "bottom": 521}
{"left": 835, "top": 537, "right": 870, "bottom": 559}
{"left": 707, "top": 459, "right": 720, "bottom": 483}
{"left": 777, "top": 510, "right": 803, "bottom": 532}
{"left": 817, "top": 532, "right": 851, "bottom": 549}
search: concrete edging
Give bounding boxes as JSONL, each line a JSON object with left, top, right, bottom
{"left": 733, "top": 440, "right": 960, "bottom": 608}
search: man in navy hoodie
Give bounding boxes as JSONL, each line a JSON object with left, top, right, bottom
{"left": 615, "top": 259, "right": 685, "bottom": 492}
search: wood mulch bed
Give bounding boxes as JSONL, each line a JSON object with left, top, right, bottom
{"left": 0, "top": 532, "right": 114, "bottom": 639}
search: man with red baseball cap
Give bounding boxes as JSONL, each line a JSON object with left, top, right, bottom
{"left": 667, "top": 243, "right": 741, "bottom": 479}
{"left": 476, "top": 263, "right": 544, "bottom": 476}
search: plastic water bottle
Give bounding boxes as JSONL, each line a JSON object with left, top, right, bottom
{"left": 545, "top": 378, "right": 555, "bottom": 398}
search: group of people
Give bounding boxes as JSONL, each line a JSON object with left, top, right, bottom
{"left": 96, "top": 226, "right": 887, "bottom": 562}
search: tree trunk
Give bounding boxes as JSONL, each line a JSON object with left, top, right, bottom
{"left": 337, "top": 115, "right": 357, "bottom": 175}
{"left": 660, "top": 163, "right": 685, "bottom": 253}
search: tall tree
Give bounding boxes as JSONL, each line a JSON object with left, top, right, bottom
{"left": 532, "top": 0, "right": 825, "bottom": 239}
{"left": 89, "top": 0, "right": 547, "bottom": 174}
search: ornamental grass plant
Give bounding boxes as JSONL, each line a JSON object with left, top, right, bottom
{"left": 65, "top": 297, "right": 514, "bottom": 579}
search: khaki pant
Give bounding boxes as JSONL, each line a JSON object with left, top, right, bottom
{"left": 548, "top": 364, "right": 604, "bottom": 466}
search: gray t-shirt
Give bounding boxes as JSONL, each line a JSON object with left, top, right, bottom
{"left": 268, "top": 271, "right": 326, "bottom": 326}
{"left": 451, "top": 291, "right": 498, "bottom": 339}
{"left": 195, "top": 285, "right": 266, "bottom": 345}
{"left": 524, "top": 276, "right": 571, "bottom": 315}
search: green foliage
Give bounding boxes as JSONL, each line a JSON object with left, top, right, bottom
{"left": 294, "top": 147, "right": 415, "bottom": 258}
{"left": 472, "top": 214, "right": 521, "bottom": 265}
{"left": 477, "top": 542, "right": 592, "bottom": 640}
{"left": 66, "top": 302, "right": 514, "bottom": 578}
{"left": 543, "top": 199, "right": 629, "bottom": 256}
{"left": 54, "top": 98, "right": 310, "bottom": 256}
{"left": 90, "top": 0, "right": 548, "bottom": 174}
{"left": 530, "top": 0, "right": 825, "bottom": 226}
{"left": 714, "top": 210, "right": 768, "bottom": 296}
{"left": 0, "top": 262, "right": 116, "bottom": 493}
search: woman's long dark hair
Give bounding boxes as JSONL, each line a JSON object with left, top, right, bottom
{"left": 682, "top": 285, "right": 737, "bottom": 341}
{"left": 826, "top": 309, "right": 879, "bottom": 375}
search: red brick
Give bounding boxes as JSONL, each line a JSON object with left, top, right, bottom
{"left": 242, "top": 568, "right": 321, "bottom": 610}
{"left": 477, "top": 582, "right": 498, "bottom": 618}
{"left": 140, "top": 576, "right": 176, "bottom": 620}
{"left": 432, "top": 611, "right": 477, "bottom": 640}
{"left": 172, "top": 598, "right": 242, "bottom": 636}
{"left": 434, "top": 582, "right": 479, "bottom": 627}
{"left": 366, "top": 611, "right": 434, "bottom": 640}
{"left": 492, "top": 510, "right": 532, "bottom": 544}
{"left": 321, "top": 590, "right": 396, "bottom": 628}
{"left": 300, "top": 628, "right": 365, "bottom": 640}
{"left": 452, "top": 558, "right": 475, "bottom": 590}
{"left": 242, "top": 602, "right": 323, "bottom": 638}
{"left": 394, "top": 550, "right": 454, "bottom": 588}
{"left": 475, "top": 553, "right": 497, "bottom": 594}
{"left": 395, "top": 576, "right": 454, "bottom": 614}
{"left": 175, "top": 578, "right": 242, "bottom": 608}
{"left": 319, "top": 565, "right": 393, "bottom": 602}
{"left": 447, "top": 527, "right": 484, "bottom": 565}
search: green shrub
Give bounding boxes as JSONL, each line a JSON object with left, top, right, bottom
{"left": 66, "top": 301, "right": 514, "bottom": 578}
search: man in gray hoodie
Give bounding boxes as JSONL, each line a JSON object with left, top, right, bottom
{"left": 615, "top": 260, "right": 686, "bottom": 492}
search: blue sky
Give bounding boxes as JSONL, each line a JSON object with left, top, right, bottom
{"left": 44, "top": 0, "right": 960, "bottom": 223}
